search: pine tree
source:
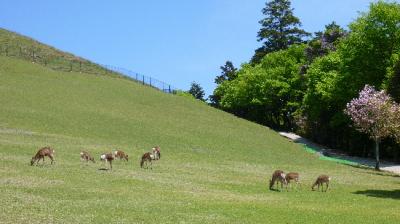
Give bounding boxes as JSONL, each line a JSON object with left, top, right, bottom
{"left": 214, "top": 61, "right": 237, "bottom": 84}
{"left": 251, "top": 0, "right": 310, "bottom": 64}
{"left": 188, "top": 82, "right": 205, "bottom": 101}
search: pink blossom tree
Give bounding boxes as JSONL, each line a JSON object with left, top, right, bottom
{"left": 345, "top": 85, "right": 395, "bottom": 170}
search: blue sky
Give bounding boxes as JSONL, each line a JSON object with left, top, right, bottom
{"left": 0, "top": 0, "right": 383, "bottom": 96}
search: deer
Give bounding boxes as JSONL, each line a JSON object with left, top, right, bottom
{"left": 312, "top": 175, "right": 331, "bottom": 192}
{"left": 140, "top": 146, "right": 161, "bottom": 169}
{"left": 269, "top": 170, "right": 287, "bottom": 191}
{"left": 113, "top": 150, "right": 129, "bottom": 161}
{"left": 80, "top": 151, "right": 95, "bottom": 164}
{"left": 285, "top": 172, "right": 300, "bottom": 190}
{"left": 100, "top": 153, "right": 114, "bottom": 170}
{"left": 30, "top": 146, "right": 55, "bottom": 166}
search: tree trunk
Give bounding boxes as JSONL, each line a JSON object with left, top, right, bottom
{"left": 374, "top": 138, "right": 380, "bottom": 171}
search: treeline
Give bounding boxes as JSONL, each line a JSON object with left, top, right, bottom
{"left": 210, "top": 0, "right": 400, "bottom": 161}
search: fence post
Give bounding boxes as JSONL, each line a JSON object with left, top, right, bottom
{"left": 136, "top": 73, "right": 138, "bottom": 80}
{"left": 142, "top": 75, "right": 145, "bottom": 85}
{"left": 5, "top": 46, "right": 8, "bottom": 56}
{"left": 19, "top": 46, "right": 22, "bottom": 56}
{"left": 31, "top": 50, "right": 35, "bottom": 62}
{"left": 69, "top": 61, "right": 73, "bottom": 72}
{"left": 169, "top": 85, "right": 171, "bottom": 93}
{"left": 79, "top": 61, "right": 82, "bottom": 72}
{"left": 150, "top": 77, "right": 152, "bottom": 87}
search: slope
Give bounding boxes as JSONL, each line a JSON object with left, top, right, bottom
{"left": 0, "top": 56, "right": 400, "bottom": 223}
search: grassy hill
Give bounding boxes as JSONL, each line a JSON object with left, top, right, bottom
{"left": 0, "top": 28, "right": 123, "bottom": 78}
{"left": 1, "top": 39, "right": 400, "bottom": 223}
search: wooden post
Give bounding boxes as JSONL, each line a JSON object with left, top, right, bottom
{"left": 142, "top": 76, "right": 145, "bottom": 85}
{"left": 150, "top": 77, "right": 152, "bottom": 87}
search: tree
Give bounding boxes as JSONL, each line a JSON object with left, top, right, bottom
{"left": 305, "top": 22, "right": 347, "bottom": 62}
{"left": 215, "top": 61, "right": 237, "bottom": 84}
{"left": 300, "top": 1, "right": 400, "bottom": 157}
{"left": 251, "top": 0, "right": 310, "bottom": 64}
{"left": 188, "top": 82, "right": 205, "bottom": 101}
{"left": 345, "top": 85, "right": 395, "bottom": 170}
{"left": 210, "top": 61, "right": 238, "bottom": 107}
{"left": 219, "top": 44, "right": 307, "bottom": 129}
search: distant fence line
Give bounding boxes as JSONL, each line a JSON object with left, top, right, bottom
{"left": 0, "top": 43, "right": 180, "bottom": 94}
{"left": 100, "top": 64, "right": 178, "bottom": 94}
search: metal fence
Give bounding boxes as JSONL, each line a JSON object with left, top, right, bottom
{"left": 0, "top": 43, "right": 179, "bottom": 94}
{"left": 100, "top": 64, "right": 178, "bottom": 94}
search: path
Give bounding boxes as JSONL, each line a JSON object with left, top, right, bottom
{"left": 279, "top": 132, "right": 400, "bottom": 175}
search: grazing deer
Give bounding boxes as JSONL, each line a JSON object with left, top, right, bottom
{"left": 140, "top": 146, "right": 161, "bottom": 169}
{"left": 150, "top": 146, "right": 160, "bottom": 160}
{"left": 30, "top": 146, "right": 55, "bottom": 166}
{"left": 113, "top": 150, "right": 129, "bottom": 161}
{"left": 269, "top": 170, "right": 287, "bottom": 191}
{"left": 312, "top": 175, "right": 331, "bottom": 192}
{"left": 285, "top": 172, "right": 300, "bottom": 190}
{"left": 100, "top": 153, "right": 114, "bottom": 170}
{"left": 80, "top": 151, "right": 95, "bottom": 163}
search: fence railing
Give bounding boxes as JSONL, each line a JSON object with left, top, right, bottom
{"left": 0, "top": 43, "right": 179, "bottom": 94}
{"left": 100, "top": 64, "right": 178, "bottom": 94}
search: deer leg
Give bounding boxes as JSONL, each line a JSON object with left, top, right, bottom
{"left": 49, "top": 155, "right": 54, "bottom": 165}
{"left": 109, "top": 160, "right": 112, "bottom": 170}
{"left": 325, "top": 182, "right": 329, "bottom": 192}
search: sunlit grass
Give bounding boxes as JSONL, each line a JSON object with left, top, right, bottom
{"left": 1, "top": 56, "right": 400, "bottom": 223}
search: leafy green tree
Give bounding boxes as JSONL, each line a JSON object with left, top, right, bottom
{"left": 385, "top": 54, "right": 400, "bottom": 102}
{"left": 219, "top": 44, "right": 307, "bottom": 129}
{"left": 188, "top": 82, "right": 205, "bottom": 101}
{"left": 301, "top": 1, "right": 400, "bottom": 155}
{"left": 252, "top": 0, "right": 309, "bottom": 64}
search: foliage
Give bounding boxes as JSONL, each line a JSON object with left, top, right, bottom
{"left": 251, "top": 0, "right": 310, "bottom": 64}
{"left": 344, "top": 85, "right": 397, "bottom": 169}
{"left": 345, "top": 85, "right": 394, "bottom": 140}
{"left": 305, "top": 22, "right": 347, "bottom": 62}
{"left": 214, "top": 61, "right": 237, "bottom": 84}
{"left": 299, "top": 1, "right": 400, "bottom": 157}
{"left": 209, "top": 61, "right": 237, "bottom": 107}
{"left": 218, "top": 44, "right": 307, "bottom": 129}
{"left": 188, "top": 81, "right": 205, "bottom": 101}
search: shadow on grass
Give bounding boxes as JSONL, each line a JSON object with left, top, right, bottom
{"left": 353, "top": 189, "right": 400, "bottom": 200}
{"left": 98, "top": 168, "right": 110, "bottom": 171}
{"left": 345, "top": 164, "right": 400, "bottom": 178}
{"left": 269, "top": 188, "right": 286, "bottom": 192}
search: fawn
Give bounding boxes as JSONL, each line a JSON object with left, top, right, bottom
{"left": 80, "top": 151, "right": 95, "bottom": 163}
{"left": 100, "top": 153, "right": 114, "bottom": 170}
{"left": 31, "top": 147, "right": 55, "bottom": 166}
{"left": 285, "top": 172, "right": 300, "bottom": 190}
{"left": 269, "top": 170, "right": 287, "bottom": 191}
{"left": 312, "top": 175, "right": 331, "bottom": 192}
{"left": 113, "top": 150, "right": 129, "bottom": 161}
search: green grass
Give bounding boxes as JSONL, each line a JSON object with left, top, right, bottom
{"left": 0, "top": 28, "right": 124, "bottom": 78}
{"left": 1, "top": 55, "right": 400, "bottom": 224}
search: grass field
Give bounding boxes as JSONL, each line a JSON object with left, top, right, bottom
{"left": 1, "top": 55, "right": 400, "bottom": 223}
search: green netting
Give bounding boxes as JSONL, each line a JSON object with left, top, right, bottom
{"left": 302, "top": 144, "right": 359, "bottom": 166}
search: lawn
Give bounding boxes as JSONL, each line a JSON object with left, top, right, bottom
{"left": 1, "top": 56, "right": 400, "bottom": 223}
